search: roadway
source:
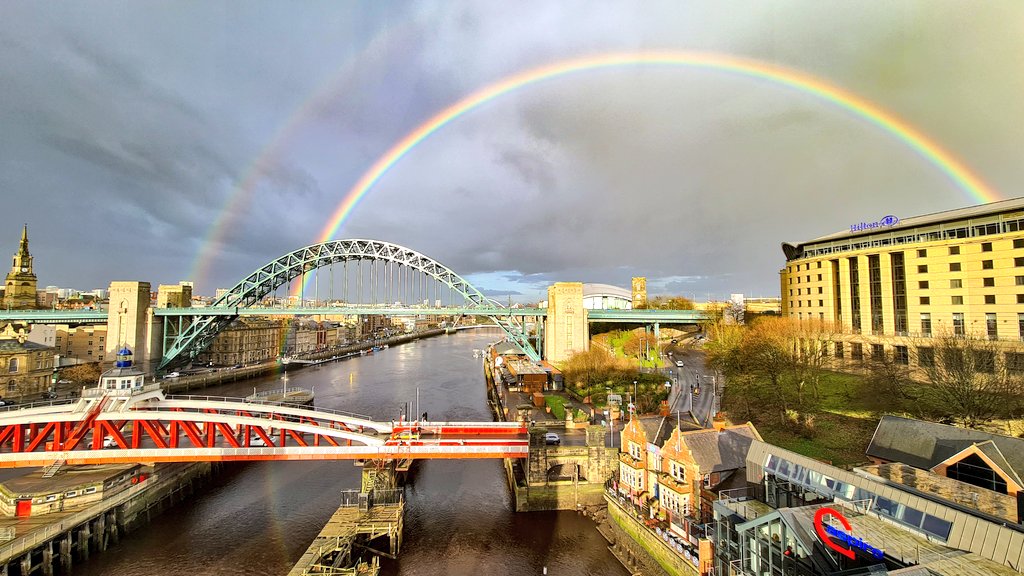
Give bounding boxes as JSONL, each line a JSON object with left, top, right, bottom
{"left": 663, "top": 336, "right": 718, "bottom": 428}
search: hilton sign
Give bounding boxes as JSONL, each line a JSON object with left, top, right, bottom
{"left": 850, "top": 215, "right": 899, "bottom": 233}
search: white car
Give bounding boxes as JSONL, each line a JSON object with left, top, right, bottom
{"left": 102, "top": 436, "right": 118, "bottom": 449}
{"left": 675, "top": 360, "right": 685, "bottom": 367}
{"left": 544, "top": 432, "right": 560, "bottom": 445}
{"left": 248, "top": 435, "right": 268, "bottom": 447}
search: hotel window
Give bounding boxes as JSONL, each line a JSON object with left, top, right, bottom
{"left": 1019, "top": 313, "right": 1024, "bottom": 341}
{"left": 917, "top": 249, "right": 927, "bottom": 257}
{"left": 951, "top": 296, "right": 964, "bottom": 305}
{"left": 1018, "top": 294, "right": 1024, "bottom": 304}
{"left": 920, "top": 313, "right": 932, "bottom": 336}
{"left": 818, "top": 287, "right": 823, "bottom": 294}
{"left": 953, "top": 312, "right": 965, "bottom": 336}
{"left": 982, "top": 242, "right": 993, "bottom": 252}
{"left": 818, "top": 300, "right": 823, "bottom": 307}
{"left": 797, "top": 288, "right": 801, "bottom": 295}
{"left": 894, "top": 345, "right": 909, "bottom": 365}
{"left": 1016, "top": 276, "right": 1024, "bottom": 286}
{"left": 982, "top": 260, "right": 993, "bottom": 270}
{"left": 869, "top": 255, "right": 883, "bottom": 334}
{"left": 919, "top": 281, "right": 929, "bottom": 289}
{"left": 834, "top": 342, "right": 844, "bottom": 358}
{"left": 789, "top": 290, "right": 793, "bottom": 296}
{"left": 949, "top": 246, "right": 960, "bottom": 255}
{"left": 1016, "top": 257, "right": 1024, "bottom": 267}
{"left": 849, "top": 257, "right": 861, "bottom": 332}
{"left": 950, "top": 279, "right": 962, "bottom": 289}
{"left": 987, "top": 313, "right": 998, "bottom": 340}
{"left": 985, "top": 295, "right": 996, "bottom": 304}
{"left": 918, "top": 347, "right": 935, "bottom": 367}
{"left": 984, "top": 277, "right": 995, "bottom": 287}
{"left": 851, "top": 343, "right": 863, "bottom": 361}
{"left": 1016, "top": 239, "right": 1024, "bottom": 249}
{"left": 892, "top": 252, "right": 907, "bottom": 334}
{"left": 920, "top": 296, "right": 930, "bottom": 305}
{"left": 817, "top": 274, "right": 822, "bottom": 281}
{"left": 949, "top": 262, "right": 961, "bottom": 272}
{"left": 917, "top": 265, "right": 928, "bottom": 273}
{"left": 1006, "top": 353, "right": 1024, "bottom": 374}
{"left": 871, "top": 344, "right": 884, "bottom": 361}
{"left": 817, "top": 261, "right": 822, "bottom": 268}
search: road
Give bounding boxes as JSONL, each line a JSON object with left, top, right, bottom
{"left": 663, "top": 338, "right": 719, "bottom": 428}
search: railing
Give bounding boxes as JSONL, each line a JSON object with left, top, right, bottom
{"left": 163, "top": 394, "right": 373, "bottom": 421}
{"left": 338, "top": 489, "right": 403, "bottom": 508}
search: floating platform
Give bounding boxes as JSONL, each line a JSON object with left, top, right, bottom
{"left": 244, "top": 386, "right": 314, "bottom": 406}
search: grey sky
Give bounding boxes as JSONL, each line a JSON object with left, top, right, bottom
{"left": 2, "top": 2, "right": 1022, "bottom": 301}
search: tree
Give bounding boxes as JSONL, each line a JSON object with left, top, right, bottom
{"left": 59, "top": 362, "right": 102, "bottom": 386}
{"left": 865, "top": 349, "right": 913, "bottom": 400}
{"left": 922, "top": 334, "right": 1024, "bottom": 427}
{"left": 560, "top": 347, "right": 627, "bottom": 400}
{"left": 622, "top": 330, "right": 657, "bottom": 364}
{"left": 646, "top": 296, "right": 695, "bottom": 310}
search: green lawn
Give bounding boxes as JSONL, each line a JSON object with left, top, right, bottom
{"left": 545, "top": 395, "right": 567, "bottom": 420}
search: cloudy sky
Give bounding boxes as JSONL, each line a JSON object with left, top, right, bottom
{"left": 2, "top": 2, "right": 1022, "bottom": 302}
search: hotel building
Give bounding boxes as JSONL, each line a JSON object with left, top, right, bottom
{"left": 780, "top": 197, "right": 1024, "bottom": 368}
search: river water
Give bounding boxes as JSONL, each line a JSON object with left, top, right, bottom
{"left": 74, "top": 329, "right": 626, "bottom": 576}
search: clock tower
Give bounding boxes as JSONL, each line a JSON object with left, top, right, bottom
{"left": 4, "top": 225, "right": 38, "bottom": 309}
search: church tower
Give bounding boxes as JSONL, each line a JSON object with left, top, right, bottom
{"left": 4, "top": 225, "right": 38, "bottom": 309}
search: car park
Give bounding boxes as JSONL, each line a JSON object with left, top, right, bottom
{"left": 544, "top": 432, "right": 560, "bottom": 445}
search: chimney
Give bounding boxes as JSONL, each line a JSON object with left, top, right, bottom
{"left": 712, "top": 412, "right": 728, "bottom": 433}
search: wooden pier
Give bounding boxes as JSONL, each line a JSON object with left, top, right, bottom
{"left": 287, "top": 489, "right": 403, "bottom": 576}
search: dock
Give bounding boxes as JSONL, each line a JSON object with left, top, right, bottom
{"left": 244, "top": 386, "right": 315, "bottom": 406}
{"left": 287, "top": 489, "right": 403, "bottom": 576}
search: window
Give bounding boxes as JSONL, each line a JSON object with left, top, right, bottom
{"left": 894, "top": 346, "right": 908, "bottom": 365}
{"left": 1016, "top": 257, "right": 1024, "bottom": 267}
{"left": 871, "top": 344, "right": 884, "bottom": 361}
{"left": 987, "top": 313, "right": 998, "bottom": 340}
{"left": 703, "top": 474, "right": 712, "bottom": 489}
{"left": 982, "top": 242, "right": 993, "bottom": 252}
{"left": 628, "top": 442, "right": 642, "bottom": 461}
{"left": 6, "top": 381, "right": 14, "bottom": 393}
{"left": 951, "top": 296, "right": 964, "bottom": 305}
{"left": 918, "top": 347, "right": 935, "bottom": 367}
{"left": 950, "top": 279, "right": 962, "bottom": 289}
{"left": 920, "top": 296, "right": 930, "bottom": 305}
{"left": 834, "top": 341, "right": 844, "bottom": 359}
{"left": 949, "top": 262, "right": 961, "bottom": 272}
{"left": 817, "top": 274, "right": 822, "bottom": 281}
{"left": 1016, "top": 276, "right": 1024, "bottom": 286}
{"left": 818, "top": 287, "right": 823, "bottom": 294}
{"left": 917, "top": 249, "right": 927, "bottom": 257}
{"left": 670, "top": 461, "right": 686, "bottom": 482}
{"left": 982, "top": 260, "right": 993, "bottom": 270}
{"left": 1018, "top": 294, "right": 1024, "bottom": 304}
{"left": 1006, "top": 352, "right": 1024, "bottom": 374}
{"left": 919, "top": 281, "right": 929, "bottom": 289}
{"left": 851, "top": 343, "right": 863, "bottom": 361}
{"left": 985, "top": 295, "right": 996, "bottom": 304}
{"left": 949, "top": 246, "right": 960, "bottom": 255}
{"left": 921, "top": 313, "right": 932, "bottom": 336}
{"left": 6, "top": 358, "right": 17, "bottom": 373}
{"left": 818, "top": 300, "right": 823, "bottom": 307}
{"left": 953, "top": 313, "right": 965, "bottom": 336}
{"left": 983, "top": 277, "right": 995, "bottom": 287}
{"left": 917, "top": 265, "right": 928, "bottom": 273}
{"left": 1020, "top": 313, "right": 1024, "bottom": 341}
{"left": 1015, "top": 239, "right": 1024, "bottom": 249}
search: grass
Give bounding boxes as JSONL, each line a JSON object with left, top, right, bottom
{"left": 723, "top": 370, "right": 891, "bottom": 468}
{"left": 545, "top": 395, "right": 567, "bottom": 420}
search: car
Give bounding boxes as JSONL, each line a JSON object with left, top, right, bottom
{"left": 248, "top": 435, "right": 268, "bottom": 447}
{"left": 675, "top": 360, "right": 685, "bottom": 367}
{"left": 544, "top": 432, "right": 560, "bottom": 445}
{"left": 102, "top": 436, "right": 118, "bottom": 448}
{"left": 40, "top": 391, "right": 58, "bottom": 400}
{"left": 164, "top": 372, "right": 180, "bottom": 379}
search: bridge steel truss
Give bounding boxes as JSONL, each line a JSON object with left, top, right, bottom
{"left": 0, "top": 392, "right": 529, "bottom": 468}
{"left": 158, "top": 239, "right": 539, "bottom": 370}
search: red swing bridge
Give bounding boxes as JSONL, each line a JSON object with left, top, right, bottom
{"left": 0, "top": 386, "right": 529, "bottom": 469}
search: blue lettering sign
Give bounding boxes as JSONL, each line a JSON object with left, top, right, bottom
{"left": 824, "top": 524, "right": 884, "bottom": 560}
{"left": 850, "top": 215, "right": 900, "bottom": 233}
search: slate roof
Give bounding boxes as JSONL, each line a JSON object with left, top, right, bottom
{"left": 680, "top": 424, "right": 760, "bottom": 473}
{"left": 0, "top": 338, "right": 50, "bottom": 352}
{"left": 866, "top": 415, "right": 1024, "bottom": 485}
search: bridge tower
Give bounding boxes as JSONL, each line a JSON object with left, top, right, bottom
{"left": 105, "top": 282, "right": 162, "bottom": 371}
{"left": 543, "top": 282, "right": 588, "bottom": 363}
{"left": 3, "top": 225, "right": 38, "bottom": 310}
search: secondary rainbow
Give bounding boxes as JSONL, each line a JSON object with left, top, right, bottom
{"left": 314, "top": 50, "right": 999, "bottom": 248}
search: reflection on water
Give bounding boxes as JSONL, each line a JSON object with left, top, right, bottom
{"left": 74, "top": 330, "right": 626, "bottom": 576}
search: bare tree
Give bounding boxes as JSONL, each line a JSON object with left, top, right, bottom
{"left": 923, "top": 334, "right": 1024, "bottom": 427}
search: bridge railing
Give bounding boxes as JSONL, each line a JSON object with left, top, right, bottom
{"left": 162, "top": 394, "right": 374, "bottom": 422}
{"left": 337, "top": 489, "right": 403, "bottom": 508}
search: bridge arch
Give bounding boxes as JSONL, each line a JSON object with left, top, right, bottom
{"left": 159, "top": 240, "right": 532, "bottom": 369}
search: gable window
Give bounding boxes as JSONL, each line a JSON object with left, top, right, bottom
{"left": 669, "top": 461, "right": 686, "bottom": 483}
{"left": 628, "top": 441, "right": 642, "bottom": 461}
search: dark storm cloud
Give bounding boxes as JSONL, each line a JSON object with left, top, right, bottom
{"left": 2, "top": 1, "right": 1022, "bottom": 302}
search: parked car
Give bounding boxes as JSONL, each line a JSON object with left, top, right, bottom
{"left": 675, "top": 360, "right": 685, "bottom": 367}
{"left": 248, "top": 435, "right": 268, "bottom": 447}
{"left": 544, "top": 432, "right": 560, "bottom": 445}
{"left": 40, "top": 391, "right": 58, "bottom": 400}
{"left": 164, "top": 372, "right": 180, "bottom": 379}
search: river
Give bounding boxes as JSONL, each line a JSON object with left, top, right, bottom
{"left": 74, "top": 329, "right": 627, "bottom": 576}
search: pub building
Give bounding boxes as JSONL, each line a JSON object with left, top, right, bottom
{"left": 712, "top": 440, "right": 1024, "bottom": 575}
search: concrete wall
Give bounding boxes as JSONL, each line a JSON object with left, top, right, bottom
{"left": 606, "top": 494, "right": 699, "bottom": 576}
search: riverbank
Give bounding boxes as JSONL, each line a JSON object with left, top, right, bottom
{"left": 161, "top": 328, "right": 446, "bottom": 394}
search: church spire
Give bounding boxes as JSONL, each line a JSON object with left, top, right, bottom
{"left": 18, "top": 224, "right": 28, "bottom": 256}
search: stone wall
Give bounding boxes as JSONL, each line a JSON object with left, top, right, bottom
{"left": 605, "top": 494, "right": 699, "bottom": 576}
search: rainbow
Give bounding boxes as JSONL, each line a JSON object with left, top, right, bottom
{"left": 313, "top": 50, "right": 999, "bottom": 250}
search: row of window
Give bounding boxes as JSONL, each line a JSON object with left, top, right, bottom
{"left": 764, "top": 455, "right": 953, "bottom": 541}
{"left": 797, "top": 218, "right": 1024, "bottom": 261}
{"left": 792, "top": 257, "right": 1024, "bottom": 287}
